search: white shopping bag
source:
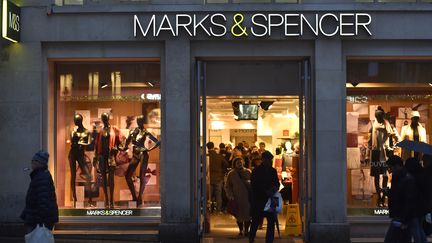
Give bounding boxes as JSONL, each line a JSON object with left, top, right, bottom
{"left": 264, "top": 191, "right": 283, "bottom": 214}
{"left": 25, "top": 224, "right": 54, "bottom": 243}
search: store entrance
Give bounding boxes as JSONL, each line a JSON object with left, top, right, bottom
{"left": 193, "top": 60, "right": 312, "bottom": 241}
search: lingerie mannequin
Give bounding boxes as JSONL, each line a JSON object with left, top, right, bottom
{"left": 401, "top": 110, "right": 427, "bottom": 160}
{"left": 122, "top": 115, "right": 160, "bottom": 206}
{"left": 69, "top": 114, "right": 92, "bottom": 207}
{"left": 94, "top": 112, "right": 121, "bottom": 208}
{"left": 368, "top": 107, "right": 395, "bottom": 207}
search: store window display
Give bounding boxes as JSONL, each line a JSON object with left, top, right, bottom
{"left": 346, "top": 60, "right": 432, "bottom": 216}
{"left": 55, "top": 62, "right": 161, "bottom": 214}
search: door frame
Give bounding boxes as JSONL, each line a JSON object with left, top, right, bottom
{"left": 192, "top": 58, "right": 314, "bottom": 241}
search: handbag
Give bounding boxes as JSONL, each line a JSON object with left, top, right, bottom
{"left": 25, "top": 224, "right": 55, "bottom": 243}
{"left": 264, "top": 191, "right": 283, "bottom": 214}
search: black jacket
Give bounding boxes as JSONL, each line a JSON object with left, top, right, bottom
{"left": 388, "top": 168, "right": 418, "bottom": 224}
{"left": 20, "top": 167, "right": 59, "bottom": 227}
{"left": 250, "top": 164, "right": 280, "bottom": 216}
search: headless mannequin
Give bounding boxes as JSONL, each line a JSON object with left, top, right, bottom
{"left": 122, "top": 115, "right": 160, "bottom": 206}
{"left": 369, "top": 109, "right": 393, "bottom": 207}
{"left": 95, "top": 113, "right": 120, "bottom": 208}
{"left": 69, "top": 114, "right": 92, "bottom": 207}
{"left": 401, "top": 114, "right": 425, "bottom": 160}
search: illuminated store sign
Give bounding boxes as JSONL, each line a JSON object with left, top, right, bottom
{"left": 134, "top": 13, "right": 372, "bottom": 38}
{"left": 1, "top": 0, "right": 20, "bottom": 43}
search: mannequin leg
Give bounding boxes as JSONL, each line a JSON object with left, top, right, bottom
{"left": 382, "top": 173, "right": 389, "bottom": 207}
{"left": 99, "top": 155, "right": 109, "bottom": 207}
{"left": 125, "top": 156, "right": 140, "bottom": 202}
{"left": 137, "top": 153, "right": 149, "bottom": 206}
{"left": 108, "top": 166, "right": 115, "bottom": 208}
{"left": 76, "top": 151, "right": 92, "bottom": 204}
{"left": 374, "top": 174, "right": 382, "bottom": 207}
{"left": 69, "top": 152, "right": 77, "bottom": 206}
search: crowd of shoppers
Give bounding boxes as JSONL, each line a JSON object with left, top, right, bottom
{"left": 207, "top": 141, "right": 281, "bottom": 243}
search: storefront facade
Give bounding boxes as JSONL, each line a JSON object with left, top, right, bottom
{"left": 2, "top": 0, "right": 432, "bottom": 242}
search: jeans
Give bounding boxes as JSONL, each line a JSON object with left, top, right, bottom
{"left": 384, "top": 221, "right": 411, "bottom": 243}
{"left": 409, "top": 217, "right": 428, "bottom": 243}
{"left": 211, "top": 180, "right": 223, "bottom": 212}
{"left": 249, "top": 211, "right": 276, "bottom": 243}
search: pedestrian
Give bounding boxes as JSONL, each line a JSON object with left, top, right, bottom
{"left": 404, "top": 157, "right": 428, "bottom": 243}
{"left": 384, "top": 155, "right": 417, "bottom": 243}
{"left": 225, "top": 157, "right": 252, "bottom": 238}
{"left": 21, "top": 150, "right": 59, "bottom": 242}
{"left": 207, "top": 142, "right": 228, "bottom": 213}
{"left": 249, "top": 151, "right": 280, "bottom": 243}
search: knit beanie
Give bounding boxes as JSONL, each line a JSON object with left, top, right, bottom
{"left": 261, "top": 151, "right": 274, "bottom": 161}
{"left": 32, "top": 150, "right": 49, "bottom": 166}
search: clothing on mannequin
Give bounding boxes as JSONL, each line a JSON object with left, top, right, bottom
{"left": 69, "top": 114, "right": 92, "bottom": 207}
{"left": 400, "top": 110, "right": 427, "bottom": 160}
{"left": 368, "top": 107, "right": 395, "bottom": 208}
{"left": 94, "top": 112, "right": 121, "bottom": 208}
{"left": 121, "top": 115, "right": 160, "bottom": 206}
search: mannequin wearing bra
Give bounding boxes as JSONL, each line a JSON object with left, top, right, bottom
{"left": 122, "top": 115, "right": 160, "bottom": 206}
{"left": 69, "top": 114, "right": 92, "bottom": 207}
{"left": 95, "top": 112, "right": 121, "bottom": 208}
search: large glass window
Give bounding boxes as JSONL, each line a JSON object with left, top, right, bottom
{"left": 55, "top": 61, "right": 161, "bottom": 216}
{"left": 346, "top": 60, "right": 432, "bottom": 216}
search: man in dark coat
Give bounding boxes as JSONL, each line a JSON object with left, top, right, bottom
{"left": 384, "top": 155, "right": 418, "bottom": 243}
{"left": 21, "top": 150, "right": 59, "bottom": 234}
{"left": 207, "top": 142, "right": 228, "bottom": 212}
{"left": 249, "top": 151, "right": 280, "bottom": 243}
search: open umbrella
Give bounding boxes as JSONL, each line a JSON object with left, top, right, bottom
{"left": 396, "top": 140, "right": 432, "bottom": 155}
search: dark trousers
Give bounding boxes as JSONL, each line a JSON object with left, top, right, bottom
{"left": 384, "top": 222, "right": 411, "bottom": 243}
{"left": 249, "top": 211, "right": 275, "bottom": 243}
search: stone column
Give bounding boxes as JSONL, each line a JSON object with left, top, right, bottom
{"left": 159, "top": 39, "right": 197, "bottom": 242}
{"left": 309, "top": 39, "right": 350, "bottom": 243}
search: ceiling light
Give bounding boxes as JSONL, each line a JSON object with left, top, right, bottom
{"left": 260, "top": 101, "right": 274, "bottom": 111}
{"left": 428, "top": 83, "right": 432, "bottom": 87}
{"left": 147, "top": 81, "right": 154, "bottom": 87}
{"left": 101, "top": 82, "right": 108, "bottom": 89}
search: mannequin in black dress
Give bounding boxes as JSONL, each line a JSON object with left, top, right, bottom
{"left": 95, "top": 112, "right": 121, "bottom": 208}
{"left": 122, "top": 115, "right": 160, "bottom": 206}
{"left": 69, "top": 114, "right": 92, "bottom": 207}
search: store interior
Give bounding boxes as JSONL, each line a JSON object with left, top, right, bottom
{"left": 204, "top": 95, "right": 301, "bottom": 235}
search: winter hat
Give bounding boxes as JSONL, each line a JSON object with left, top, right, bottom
{"left": 261, "top": 151, "right": 274, "bottom": 161}
{"left": 32, "top": 150, "right": 49, "bottom": 165}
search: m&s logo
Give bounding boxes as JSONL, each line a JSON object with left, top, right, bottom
{"left": 2, "top": 0, "right": 21, "bottom": 43}
{"left": 8, "top": 10, "right": 19, "bottom": 32}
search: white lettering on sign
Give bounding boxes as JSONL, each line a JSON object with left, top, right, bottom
{"left": 86, "top": 210, "right": 134, "bottom": 216}
{"left": 374, "top": 209, "right": 389, "bottom": 215}
{"left": 134, "top": 13, "right": 372, "bottom": 38}
{"left": 8, "top": 11, "right": 19, "bottom": 31}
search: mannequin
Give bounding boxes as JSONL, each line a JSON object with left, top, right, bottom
{"left": 94, "top": 112, "right": 121, "bottom": 208}
{"left": 122, "top": 115, "right": 160, "bottom": 206}
{"left": 400, "top": 110, "right": 427, "bottom": 160}
{"left": 368, "top": 107, "right": 394, "bottom": 207}
{"left": 69, "top": 114, "right": 92, "bottom": 207}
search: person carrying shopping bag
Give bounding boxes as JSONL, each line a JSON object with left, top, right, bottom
{"left": 21, "top": 150, "right": 59, "bottom": 243}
